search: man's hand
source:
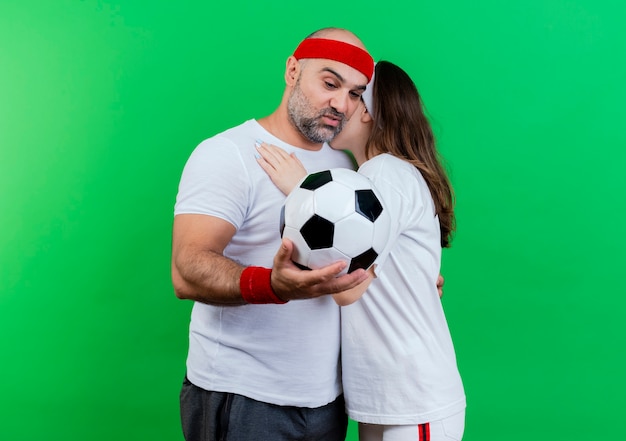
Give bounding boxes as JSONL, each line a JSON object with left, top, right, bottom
{"left": 271, "top": 238, "right": 369, "bottom": 301}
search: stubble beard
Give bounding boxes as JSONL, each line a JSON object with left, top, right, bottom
{"left": 287, "top": 80, "right": 346, "bottom": 144}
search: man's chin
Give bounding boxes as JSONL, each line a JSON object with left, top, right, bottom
{"left": 301, "top": 123, "right": 342, "bottom": 144}
{"left": 318, "top": 125, "right": 342, "bottom": 142}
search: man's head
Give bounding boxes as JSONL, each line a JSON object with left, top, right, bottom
{"left": 292, "top": 29, "right": 374, "bottom": 82}
{"left": 284, "top": 28, "right": 373, "bottom": 145}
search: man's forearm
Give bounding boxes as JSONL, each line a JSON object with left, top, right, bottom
{"left": 172, "top": 248, "right": 247, "bottom": 306}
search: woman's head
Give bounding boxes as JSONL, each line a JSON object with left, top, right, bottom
{"left": 332, "top": 60, "right": 456, "bottom": 247}
{"left": 371, "top": 61, "right": 456, "bottom": 246}
{"left": 329, "top": 60, "right": 434, "bottom": 162}
{"left": 365, "top": 61, "right": 432, "bottom": 159}
{"left": 327, "top": 91, "right": 373, "bottom": 166}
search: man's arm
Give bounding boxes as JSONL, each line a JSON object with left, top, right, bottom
{"left": 172, "top": 214, "right": 245, "bottom": 305}
{"left": 171, "top": 214, "right": 369, "bottom": 305}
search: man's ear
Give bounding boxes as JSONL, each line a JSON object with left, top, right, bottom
{"left": 285, "top": 56, "right": 300, "bottom": 87}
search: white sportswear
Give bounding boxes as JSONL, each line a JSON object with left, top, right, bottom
{"left": 174, "top": 120, "right": 355, "bottom": 408}
{"left": 341, "top": 153, "right": 466, "bottom": 424}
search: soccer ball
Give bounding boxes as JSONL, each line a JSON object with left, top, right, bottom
{"left": 280, "top": 168, "right": 391, "bottom": 275}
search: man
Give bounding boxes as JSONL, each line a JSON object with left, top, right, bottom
{"left": 172, "top": 28, "right": 374, "bottom": 441}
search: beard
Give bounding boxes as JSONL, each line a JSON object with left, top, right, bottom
{"left": 287, "top": 79, "right": 346, "bottom": 143}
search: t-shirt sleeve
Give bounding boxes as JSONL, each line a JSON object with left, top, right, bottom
{"left": 359, "top": 158, "right": 425, "bottom": 278}
{"left": 174, "top": 136, "right": 250, "bottom": 230}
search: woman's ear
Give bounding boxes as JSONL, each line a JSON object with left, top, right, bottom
{"left": 361, "top": 104, "right": 373, "bottom": 123}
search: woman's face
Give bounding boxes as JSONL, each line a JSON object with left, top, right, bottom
{"left": 328, "top": 100, "right": 371, "bottom": 157}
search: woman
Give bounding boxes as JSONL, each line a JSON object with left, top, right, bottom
{"left": 256, "top": 61, "right": 466, "bottom": 441}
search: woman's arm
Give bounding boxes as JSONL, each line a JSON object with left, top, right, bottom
{"left": 332, "top": 266, "right": 376, "bottom": 306}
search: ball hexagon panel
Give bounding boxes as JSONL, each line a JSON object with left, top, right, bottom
{"left": 282, "top": 225, "right": 313, "bottom": 268}
{"left": 307, "top": 247, "right": 353, "bottom": 276}
{"left": 329, "top": 168, "right": 370, "bottom": 189}
{"left": 312, "top": 181, "right": 357, "bottom": 223}
{"left": 283, "top": 187, "right": 316, "bottom": 230}
{"left": 371, "top": 209, "right": 392, "bottom": 254}
{"left": 332, "top": 212, "right": 376, "bottom": 257}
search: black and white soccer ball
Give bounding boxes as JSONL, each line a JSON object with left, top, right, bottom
{"left": 280, "top": 168, "right": 391, "bottom": 275}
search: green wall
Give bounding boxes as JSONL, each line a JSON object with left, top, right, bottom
{"left": 1, "top": 1, "right": 624, "bottom": 439}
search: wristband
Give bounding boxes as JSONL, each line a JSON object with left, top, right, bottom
{"left": 240, "top": 266, "right": 288, "bottom": 304}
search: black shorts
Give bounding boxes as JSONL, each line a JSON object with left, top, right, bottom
{"left": 180, "top": 376, "right": 348, "bottom": 441}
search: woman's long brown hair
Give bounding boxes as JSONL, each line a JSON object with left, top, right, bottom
{"left": 365, "top": 61, "right": 455, "bottom": 247}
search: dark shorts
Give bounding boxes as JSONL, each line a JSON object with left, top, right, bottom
{"left": 180, "top": 376, "right": 348, "bottom": 441}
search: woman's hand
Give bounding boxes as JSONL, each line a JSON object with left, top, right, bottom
{"left": 255, "top": 141, "right": 307, "bottom": 195}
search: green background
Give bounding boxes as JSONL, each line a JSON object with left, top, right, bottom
{"left": 1, "top": 1, "right": 625, "bottom": 439}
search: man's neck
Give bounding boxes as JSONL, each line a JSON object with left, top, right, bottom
{"left": 257, "top": 111, "right": 323, "bottom": 151}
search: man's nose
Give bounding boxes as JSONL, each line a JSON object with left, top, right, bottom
{"left": 329, "top": 92, "right": 350, "bottom": 116}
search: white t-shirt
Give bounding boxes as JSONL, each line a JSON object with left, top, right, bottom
{"left": 175, "top": 119, "right": 355, "bottom": 407}
{"left": 341, "top": 153, "right": 466, "bottom": 424}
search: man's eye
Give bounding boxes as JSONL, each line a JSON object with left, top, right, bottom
{"left": 325, "top": 82, "right": 338, "bottom": 89}
{"left": 349, "top": 91, "right": 362, "bottom": 99}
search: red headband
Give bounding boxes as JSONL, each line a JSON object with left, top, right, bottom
{"left": 293, "top": 38, "right": 374, "bottom": 81}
